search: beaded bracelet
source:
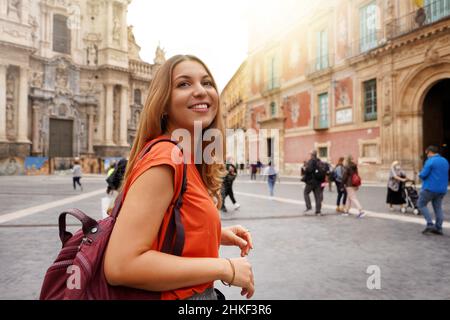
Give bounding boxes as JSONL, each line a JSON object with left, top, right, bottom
{"left": 221, "top": 258, "right": 235, "bottom": 287}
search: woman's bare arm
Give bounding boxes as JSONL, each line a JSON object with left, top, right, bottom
{"left": 103, "top": 165, "right": 236, "bottom": 292}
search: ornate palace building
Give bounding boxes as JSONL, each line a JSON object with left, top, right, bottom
{"left": 0, "top": 0, "right": 163, "bottom": 174}
{"left": 223, "top": 0, "right": 450, "bottom": 180}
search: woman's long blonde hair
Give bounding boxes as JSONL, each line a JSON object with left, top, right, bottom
{"left": 122, "top": 55, "right": 226, "bottom": 208}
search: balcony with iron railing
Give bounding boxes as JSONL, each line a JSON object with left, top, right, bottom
{"left": 262, "top": 77, "right": 281, "bottom": 95}
{"left": 306, "top": 55, "right": 335, "bottom": 75}
{"left": 391, "top": 0, "right": 450, "bottom": 38}
{"left": 313, "top": 114, "right": 330, "bottom": 130}
{"left": 346, "top": 31, "right": 386, "bottom": 58}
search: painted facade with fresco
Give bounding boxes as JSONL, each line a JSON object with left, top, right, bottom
{"left": 0, "top": 0, "right": 163, "bottom": 175}
{"left": 223, "top": 0, "right": 450, "bottom": 181}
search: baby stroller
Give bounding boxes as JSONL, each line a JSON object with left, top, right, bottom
{"left": 401, "top": 181, "right": 420, "bottom": 215}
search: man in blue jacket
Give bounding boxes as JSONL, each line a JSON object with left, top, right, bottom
{"left": 418, "top": 145, "right": 449, "bottom": 235}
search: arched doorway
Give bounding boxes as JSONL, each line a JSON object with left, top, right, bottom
{"left": 422, "top": 79, "right": 450, "bottom": 165}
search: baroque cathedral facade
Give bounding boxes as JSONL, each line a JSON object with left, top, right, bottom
{"left": 0, "top": 0, "right": 163, "bottom": 174}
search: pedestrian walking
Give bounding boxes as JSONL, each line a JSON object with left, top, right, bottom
{"left": 257, "top": 160, "right": 263, "bottom": 178}
{"left": 105, "top": 158, "right": 128, "bottom": 216}
{"left": 221, "top": 163, "right": 240, "bottom": 213}
{"left": 332, "top": 157, "right": 347, "bottom": 214}
{"left": 106, "top": 158, "right": 128, "bottom": 195}
{"left": 342, "top": 155, "right": 365, "bottom": 218}
{"left": 263, "top": 161, "right": 278, "bottom": 198}
{"left": 418, "top": 145, "right": 449, "bottom": 236}
{"left": 386, "top": 161, "right": 408, "bottom": 212}
{"left": 250, "top": 163, "right": 257, "bottom": 181}
{"left": 303, "top": 151, "right": 326, "bottom": 216}
{"left": 103, "top": 55, "right": 254, "bottom": 300}
{"left": 72, "top": 159, "right": 83, "bottom": 191}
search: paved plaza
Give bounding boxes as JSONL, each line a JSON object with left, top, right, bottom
{"left": 0, "top": 175, "right": 449, "bottom": 300}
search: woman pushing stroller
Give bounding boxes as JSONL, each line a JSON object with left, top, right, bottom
{"left": 386, "top": 161, "right": 411, "bottom": 212}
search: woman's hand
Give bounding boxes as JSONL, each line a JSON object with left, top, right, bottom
{"left": 222, "top": 257, "right": 255, "bottom": 299}
{"left": 221, "top": 225, "right": 253, "bottom": 257}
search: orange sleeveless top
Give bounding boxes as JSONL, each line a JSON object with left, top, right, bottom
{"left": 122, "top": 137, "right": 222, "bottom": 300}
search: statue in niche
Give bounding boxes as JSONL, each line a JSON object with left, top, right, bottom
{"left": 113, "top": 16, "right": 121, "bottom": 44}
{"left": 6, "top": 101, "right": 15, "bottom": 137}
{"left": 6, "top": 73, "right": 15, "bottom": 100}
{"left": 87, "top": 43, "right": 98, "bottom": 66}
{"left": 133, "top": 110, "right": 140, "bottom": 128}
{"left": 28, "top": 16, "right": 39, "bottom": 45}
{"left": 31, "top": 71, "right": 43, "bottom": 88}
{"left": 8, "top": 0, "right": 21, "bottom": 20}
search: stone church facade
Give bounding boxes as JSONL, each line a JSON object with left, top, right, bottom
{"left": 0, "top": 0, "right": 163, "bottom": 174}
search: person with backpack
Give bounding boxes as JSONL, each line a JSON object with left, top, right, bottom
{"left": 100, "top": 55, "right": 254, "bottom": 300}
{"left": 106, "top": 158, "right": 128, "bottom": 195}
{"left": 342, "top": 155, "right": 365, "bottom": 218}
{"left": 332, "top": 157, "right": 347, "bottom": 214}
{"left": 303, "top": 150, "right": 325, "bottom": 216}
{"left": 107, "top": 162, "right": 116, "bottom": 178}
{"left": 221, "top": 163, "right": 240, "bottom": 213}
{"left": 105, "top": 158, "right": 128, "bottom": 216}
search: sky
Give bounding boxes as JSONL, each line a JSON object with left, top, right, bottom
{"left": 127, "top": 0, "right": 249, "bottom": 92}
{"left": 127, "top": 0, "right": 323, "bottom": 92}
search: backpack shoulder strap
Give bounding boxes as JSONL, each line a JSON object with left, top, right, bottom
{"left": 111, "top": 138, "right": 187, "bottom": 256}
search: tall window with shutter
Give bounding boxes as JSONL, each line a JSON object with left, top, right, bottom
{"left": 53, "top": 14, "right": 71, "bottom": 54}
{"left": 363, "top": 79, "right": 377, "bottom": 121}
{"left": 360, "top": 2, "right": 378, "bottom": 52}
{"left": 316, "top": 30, "right": 329, "bottom": 70}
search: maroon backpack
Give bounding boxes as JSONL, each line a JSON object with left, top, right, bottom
{"left": 40, "top": 139, "right": 187, "bottom": 300}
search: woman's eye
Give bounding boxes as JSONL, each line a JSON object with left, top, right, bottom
{"left": 177, "top": 82, "right": 190, "bottom": 88}
{"left": 203, "top": 81, "right": 213, "bottom": 87}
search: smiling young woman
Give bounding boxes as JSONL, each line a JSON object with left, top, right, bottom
{"left": 103, "top": 55, "right": 255, "bottom": 300}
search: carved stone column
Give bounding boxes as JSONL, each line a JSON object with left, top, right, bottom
{"left": 105, "top": 84, "right": 114, "bottom": 145}
{"left": 17, "top": 67, "right": 30, "bottom": 143}
{"left": 96, "top": 86, "right": 105, "bottom": 143}
{"left": 87, "top": 105, "right": 95, "bottom": 154}
{"left": 32, "top": 104, "right": 40, "bottom": 154}
{"left": 120, "top": 86, "right": 129, "bottom": 146}
{"left": 121, "top": 4, "right": 128, "bottom": 52}
{"left": 0, "top": 65, "right": 7, "bottom": 141}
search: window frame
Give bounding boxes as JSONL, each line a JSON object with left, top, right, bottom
{"left": 53, "top": 14, "right": 71, "bottom": 55}
{"left": 363, "top": 79, "right": 377, "bottom": 122}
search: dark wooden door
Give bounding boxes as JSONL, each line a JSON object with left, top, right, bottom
{"left": 49, "top": 119, "right": 73, "bottom": 157}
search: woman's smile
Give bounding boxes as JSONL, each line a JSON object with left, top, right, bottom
{"left": 189, "top": 103, "right": 210, "bottom": 113}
